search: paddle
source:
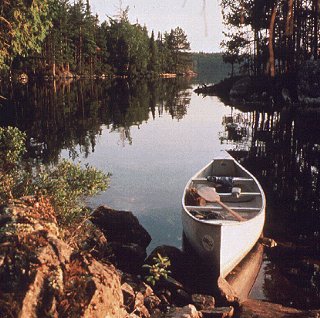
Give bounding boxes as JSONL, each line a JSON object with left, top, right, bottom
{"left": 197, "top": 186, "right": 247, "bottom": 222}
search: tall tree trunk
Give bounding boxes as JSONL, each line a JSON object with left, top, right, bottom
{"left": 255, "top": 29, "right": 261, "bottom": 75}
{"left": 295, "top": 0, "right": 302, "bottom": 60}
{"left": 268, "top": 2, "right": 278, "bottom": 77}
{"left": 286, "top": 0, "right": 294, "bottom": 36}
{"left": 285, "top": 0, "right": 294, "bottom": 72}
{"left": 52, "top": 62, "right": 56, "bottom": 77}
{"left": 313, "top": 0, "right": 319, "bottom": 59}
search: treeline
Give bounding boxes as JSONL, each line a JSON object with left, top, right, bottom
{"left": 0, "top": 78, "right": 192, "bottom": 162}
{"left": 0, "top": 0, "right": 192, "bottom": 78}
{"left": 220, "top": 0, "right": 320, "bottom": 77}
{"left": 192, "top": 52, "right": 234, "bottom": 82}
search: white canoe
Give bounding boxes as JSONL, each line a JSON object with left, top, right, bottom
{"left": 182, "top": 152, "right": 266, "bottom": 278}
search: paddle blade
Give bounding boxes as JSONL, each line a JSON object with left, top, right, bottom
{"left": 197, "top": 186, "right": 220, "bottom": 202}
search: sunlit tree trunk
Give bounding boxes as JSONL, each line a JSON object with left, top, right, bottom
{"left": 295, "top": 0, "right": 302, "bottom": 60}
{"left": 285, "top": 0, "right": 294, "bottom": 71}
{"left": 268, "top": 2, "right": 278, "bottom": 77}
{"left": 286, "top": 0, "right": 294, "bottom": 36}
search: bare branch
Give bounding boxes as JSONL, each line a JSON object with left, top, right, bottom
{"left": 0, "top": 16, "right": 13, "bottom": 30}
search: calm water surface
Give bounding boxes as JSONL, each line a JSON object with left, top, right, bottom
{"left": 63, "top": 90, "right": 233, "bottom": 249}
{"left": 1, "top": 77, "right": 319, "bottom": 309}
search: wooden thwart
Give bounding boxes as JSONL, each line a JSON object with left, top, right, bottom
{"left": 192, "top": 177, "right": 254, "bottom": 182}
{"left": 185, "top": 206, "right": 261, "bottom": 211}
{"left": 197, "top": 186, "right": 247, "bottom": 222}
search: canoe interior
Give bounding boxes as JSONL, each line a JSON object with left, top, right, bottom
{"left": 184, "top": 159, "right": 263, "bottom": 222}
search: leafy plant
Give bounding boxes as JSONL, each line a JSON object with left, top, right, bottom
{"left": 143, "top": 253, "right": 171, "bottom": 286}
{"left": 0, "top": 126, "right": 26, "bottom": 170}
{"left": 28, "top": 160, "right": 110, "bottom": 225}
{"left": 0, "top": 127, "right": 27, "bottom": 202}
{"left": 0, "top": 126, "right": 110, "bottom": 227}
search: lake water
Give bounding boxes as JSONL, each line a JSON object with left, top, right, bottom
{"left": 1, "top": 77, "right": 319, "bottom": 309}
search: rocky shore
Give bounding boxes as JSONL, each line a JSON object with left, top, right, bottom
{"left": 0, "top": 196, "right": 319, "bottom": 318}
{"left": 194, "top": 60, "right": 320, "bottom": 111}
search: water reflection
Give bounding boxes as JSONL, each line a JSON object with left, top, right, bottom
{"left": 0, "top": 78, "right": 319, "bottom": 309}
{"left": 0, "top": 78, "right": 192, "bottom": 163}
{"left": 222, "top": 108, "right": 320, "bottom": 309}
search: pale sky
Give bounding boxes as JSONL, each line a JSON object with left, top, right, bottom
{"left": 90, "top": 0, "right": 224, "bottom": 52}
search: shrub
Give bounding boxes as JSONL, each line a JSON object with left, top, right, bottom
{"left": 29, "top": 160, "right": 110, "bottom": 225}
{"left": 0, "top": 127, "right": 27, "bottom": 202}
{"left": 0, "top": 126, "right": 110, "bottom": 227}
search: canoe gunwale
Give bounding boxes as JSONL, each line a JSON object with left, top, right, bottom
{"left": 181, "top": 153, "right": 266, "bottom": 277}
{"left": 182, "top": 155, "right": 266, "bottom": 226}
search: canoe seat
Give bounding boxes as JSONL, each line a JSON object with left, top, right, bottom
{"left": 188, "top": 208, "right": 224, "bottom": 220}
{"left": 219, "top": 192, "right": 261, "bottom": 197}
{"left": 185, "top": 205, "right": 261, "bottom": 212}
{"left": 192, "top": 176, "right": 253, "bottom": 182}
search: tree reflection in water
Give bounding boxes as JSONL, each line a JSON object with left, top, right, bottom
{"left": 1, "top": 79, "right": 319, "bottom": 309}
{"left": 0, "top": 78, "right": 191, "bottom": 163}
{"left": 223, "top": 108, "right": 320, "bottom": 309}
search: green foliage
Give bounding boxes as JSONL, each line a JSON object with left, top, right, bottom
{"left": 143, "top": 253, "right": 171, "bottom": 286}
{"left": 28, "top": 161, "right": 110, "bottom": 225}
{"left": 0, "top": 0, "right": 52, "bottom": 69}
{"left": 163, "top": 27, "right": 191, "bottom": 73}
{"left": 0, "top": 127, "right": 27, "bottom": 202}
{"left": 0, "top": 127, "right": 110, "bottom": 226}
{"left": 0, "top": 126, "right": 26, "bottom": 170}
{"left": 1, "top": 1, "right": 193, "bottom": 77}
{"left": 105, "top": 10, "right": 150, "bottom": 76}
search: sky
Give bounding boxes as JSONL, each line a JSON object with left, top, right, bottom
{"left": 89, "top": 0, "right": 224, "bottom": 53}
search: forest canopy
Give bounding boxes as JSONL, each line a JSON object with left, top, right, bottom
{"left": 0, "top": 1, "right": 192, "bottom": 77}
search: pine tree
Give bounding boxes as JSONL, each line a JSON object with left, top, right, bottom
{"left": 0, "top": 0, "right": 52, "bottom": 71}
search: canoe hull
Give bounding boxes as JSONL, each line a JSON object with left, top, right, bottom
{"left": 182, "top": 209, "right": 265, "bottom": 278}
{"left": 182, "top": 153, "right": 266, "bottom": 278}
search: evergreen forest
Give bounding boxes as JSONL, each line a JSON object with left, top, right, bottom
{"left": 220, "top": 0, "right": 320, "bottom": 77}
{"left": 0, "top": 0, "right": 192, "bottom": 78}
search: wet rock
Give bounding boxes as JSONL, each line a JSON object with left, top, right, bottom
{"left": 121, "top": 272, "right": 162, "bottom": 317}
{"left": 259, "top": 236, "right": 277, "bottom": 248}
{"left": 201, "top": 306, "right": 234, "bottom": 318}
{"left": 192, "top": 294, "right": 215, "bottom": 311}
{"left": 154, "top": 275, "right": 192, "bottom": 306}
{"left": 144, "top": 294, "right": 162, "bottom": 313}
{"left": 122, "top": 282, "right": 136, "bottom": 312}
{"left": 159, "top": 293, "right": 171, "bottom": 308}
{"left": 240, "top": 299, "right": 320, "bottom": 318}
{"left": 217, "top": 277, "right": 240, "bottom": 305}
{"left": 92, "top": 206, "right": 151, "bottom": 248}
{"left": 145, "top": 245, "right": 187, "bottom": 283}
{"left": 110, "top": 242, "right": 147, "bottom": 274}
{"left": 165, "top": 304, "right": 202, "bottom": 318}
{"left": 150, "top": 308, "right": 163, "bottom": 318}
{"left": 173, "top": 288, "right": 192, "bottom": 307}
{"left": 134, "top": 291, "right": 151, "bottom": 317}
{"left": 297, "top": 60, "right": 320, "bottom": 105}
